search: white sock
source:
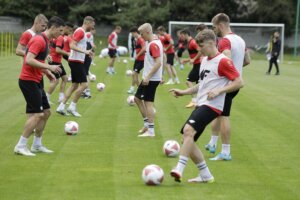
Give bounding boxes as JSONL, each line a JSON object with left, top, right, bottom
{"left": 143, "top": 117, "right": 149, "bottom": 128}
{"left": 221, "top": 144, "right": 230, "bottom": 155}
{"left": 209, "top": 135, "right": 218, "bottom": 147}
{"left": 69, "top": 102, "right": 76, "bottom": 110}
{"left": 33, "top": 136, "right": 42, "bottom": 147}
{"left": 176, "top": 155, "right": 189, "bottom": 174}
{"left": 148, "top": 123, "right": 154, "bottom": 134}
{"left": 17, "top": 136, "right": 28, "bottom": 147}
{"left": 197, "top": 161, "right": 213, "bottom": 179}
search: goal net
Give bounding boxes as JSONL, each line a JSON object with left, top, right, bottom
{"left": 169, "top": 21, "right": 285, "bottom": 62}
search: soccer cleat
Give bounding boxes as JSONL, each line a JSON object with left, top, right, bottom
{"left": 138, "top": 131, "right": 155, "bottom": 137}
{"left": 185, "top": 101, "right": 196, "bottom": 108}
{"left": 14, "top": 146, "right": 36, "bottom": 156}
{"left": 209, "top": 153, "right": 232, "bottom": 161}
{"left": 127, "top": 88, "right": 135, "bottom": 94}
{"left": 188, "top": 175, "right": 215, "bottom": 183}
{"left": 275, "top": 72, "right": 280, "bottom": 75}
{"left": 31, "top": 145, "right": 54, "bottom": 153}
{"left": 165, "top": 80, "right": 174, "bottom": 85}
{"left": 67, "top": 108, "right": 82, "bottom": 117}
{"left": 138, "top": 127, "right": 148, "bottom": 134}
{"left": 56, "top": 107, "right": 68, "bottom": 116}
{"left": 205, "top": 144, "right": 216, "bottom": 154}
{"left": 170, "top": 169, "right": 182, "bottom": 182}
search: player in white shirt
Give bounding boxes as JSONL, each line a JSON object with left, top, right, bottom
{"left": 134, "top": 23, "right": 163, "bottom": 137}
{"left": 169, "top": 29, "right": 244, "bottom": 183}
{"left": 206, "top": 13, "right": 251, "bottom": 160}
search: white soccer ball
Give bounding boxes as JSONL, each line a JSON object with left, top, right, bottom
{"left": 127, "top": 95, "right": 135, "bottom": 106}
{"left": 126, "top": 70, "right": 133, "bottom": 76}
{"left": 89, "top": 74, "right": 96, "bottom": 82}
{"left": 123, "top": 59, "right": 128, "bottom": 64}
{"left": 97, "top": 83, "right": 105, "bottom": 91}
{"left": 163, "top": 140, "right": 180, "bottom": 157}
{"left": 142, "top": 164, "right": 164, "bottom": 186}
{"left": 64, "top": 121, "right": 79, "bottom": 135}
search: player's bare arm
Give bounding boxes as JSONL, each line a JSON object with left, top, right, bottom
{"left": 15, "top": 43, "right": 26, "bottom": 57}
{"left": 222, "top": 49, "right": 232, "bottom": 59}
{"left": 243, "top": 49, "right": 251, "bottom": 66}
{"left": 70, "top": 40, "right": 91, "bottom": 55}
{"left": 207, "top": 76, "right": 244, "bottom": 100}
{"left": 169, "top": 83, "right": 199, "bottom": 97}
{"left": 136, "top": 46, "right": 146, "bottom": 59}
{"left": 56, "top": 47, "right": 70, "bottom": 57}
{"left": 26, "top": 52, "right": 62, "bottom": 73}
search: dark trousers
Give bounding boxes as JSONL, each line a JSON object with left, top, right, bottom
{"left": 268, "top": 55, "right": 280, "bottom": 74}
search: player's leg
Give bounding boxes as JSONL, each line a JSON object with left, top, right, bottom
{"left": 205, "top": 117, "right": 220, "bottom": 154}
{"left": 58, "top": 75, "right": 68, "bottom": 102}
{"left": 165, "top": 63, "right": 174, "bottom": 84}
{"left": 274, "top": 56, "right": 280, "bottom": 75}
{"left": 266, "top": 57, "right": 274, "bottom": 74}
{"left": 169, "top": 53, "right": 180, "bottom": 83}
{"left": 46, "top": 78, "right": 59, "bottom": 104}
{"left": 134, "top": 89, "right": 148, "bottom": 134}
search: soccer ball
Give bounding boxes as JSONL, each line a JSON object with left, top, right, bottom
{"left": 126, "top": 70, "right": 133, "bottom": 76}
{"left": 142, "top": 164, "right": 164, "bottom": 186}
{"left": 97, "top": 83, "right": 105, "bottom": 91}
{"left": 64, "top": 121, "right": 79, "bottom": 135}
{"left": 163, "top": 140, "right": 180, "bottom": 157}
{"left": 127, "top": 95, "right": 135, "bottom": 106}
{"left": 89, "top": 74, "right": 96, "bottom": 82}
{"left": 123, "top": 59, "right": 128, "bottom": 64}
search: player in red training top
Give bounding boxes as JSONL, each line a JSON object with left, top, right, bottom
{"left": 46, "top": 22, "right": 74, "bottom": 104}
{"left": 157, "top": 26, "right": 180, "bottom": 85}
{"left": 106, "top": 26, "right": 122, "bottom": 75}
{"left": 169, "top": 29, "right": 244, "bottom": 183}
{"left": 16, "top": 14, "right": 48, "bottom": 57}
{"left": 180, "top": 28, "right": 205, "bottom": 108}
{"left": 127, "top": 26, "right": 146, "bottom": 94}
{"left": 14, "top": 16, "right": 64, "bottom": 156}
{"left": 174, "top": 29, "right": 186, "bottom": 70}
{"left": 56, "top": 16, "right": 95, "bottom": 117}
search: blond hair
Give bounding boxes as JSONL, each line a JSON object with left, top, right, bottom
{"left": 34, "top": 14, "right": 48, "bottom": 23}
{"left": 212, "top": 13, "right": 230, "bottom": 25}
{"left": 138, "top": 23, "right": 152, "bottom": 34}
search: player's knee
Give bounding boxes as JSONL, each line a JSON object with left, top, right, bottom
{"left": 183, "top": 124, "right": 196, "bottom": 139}
{"left": 43, "top": 109, "right": 51, "bottom": 119}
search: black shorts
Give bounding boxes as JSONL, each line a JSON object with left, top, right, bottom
{"left": 166, "top": 53, "right": 175, "bottom": 66}
{"left": 48, "top": 61, "right": 67, "bottom": 79}
{"left": 19, "top": 79, "right": 50, "bottom": 113}
{"left": 181, "top": 105, "right": 219, "bottom": 141}
{"left": 84, "top": 56, "right": 92, "bottom": 75}
{"left": 133, "top": 60, "right": 144, "bottom": 73}
{"left": 221, "top": 90, "right": 239, "bottom": 116}
{"left": 108, "top": 49, "right": 117, "bottom": 58}
{"left": 177, "top": 48, "right": 185, "bottom": 57}
{"left": 63, "top": 55, "right": 69, "bottom": 61}
{"left": 68, "top": 61, "right": 87, "bottom": 83}
{"left": 187, "top": 63, "right": 200, "bottom": 83}
{"left": 135, "top": 81, "right": 160, "bottom": 102}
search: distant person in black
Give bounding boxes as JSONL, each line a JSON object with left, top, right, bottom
{"left": 266, "top": 31, "right": 281, "bottom": 75}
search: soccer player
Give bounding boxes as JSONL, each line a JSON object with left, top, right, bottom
{"left": 106, "top": 25, "right": 122, "bottom": 75}
{"left": 16, "top": 14, "right": 48, "bottom": 57}
{"left": 56, "top": 16, "right": 95, "bottom": 117}
{"left": 157, "top": 26, "right": 180, "bottom": 84}
{"left": 62, "top": 22, "right": 74, "bottom": 61}
{"left": 127, "top": 26, "right": 146, "bottom": 94}
{"left": 46, "top": 22, "right": 74, "bottom": 103}
{"left": 169, "top": 29, "right": 244, "bottom": 183}
{"left": 135, "top": 23, "right": 163, "bottom": 137}
{"left": 196, "top": 24, "right": 207, "bottom": 34}
{"left": 82, "top": 27, "right": 97, "bottom": 99}
{"left": 266, "top": 31, "right": 281, "bottom": 75}
{"left": 174, "top": 29, "right": 185, "bottom": 70}
{"left": 206, "top": 13, "right": 251, "bottom": 160}
{"left": 180, "top": 29, "right": 203, "bottom": 108}
{"left": 14, "top": 16, "right": 64, "bottom": 156}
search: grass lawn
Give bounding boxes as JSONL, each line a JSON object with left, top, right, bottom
{"left": 0, "top": 55, "right": 299, "bottom": 200}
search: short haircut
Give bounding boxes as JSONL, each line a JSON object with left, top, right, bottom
{"left": 180, "top": 29, "right": 190, "bottom": 36}
{"left": 212, "top": 13, "right": 230, "bottom": 25}
{"left": 129, "top": 26, "right": 138, "bottom": 33}
{"left": 195, "top": 29, "right": 216, "bottom": 44}
{"left": 196, "top": 24, "right": 207, "bottom": 32}
{"left": 83, "top": 16, "right": 95, "bottom": 24}
{"left": 157, "top": 26, "right": 166, "bottom": 32}
{"left": 34, "top": 14, "right": 48, "bottom": 23}
{"left": 138, "top": 23, "right": 153, "bottom": 33}
{"left": 47, "top": 16, "right": 64, "bottom": 29}
{"left": 65, "top": 21, "right": 74, "bottom": 28}
{"left": 115, "top": 25, "right": 122, "bottom": 30}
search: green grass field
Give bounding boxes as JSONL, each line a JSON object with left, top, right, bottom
{"left": 0, "top": 56, "right": 299, "bottom": 200}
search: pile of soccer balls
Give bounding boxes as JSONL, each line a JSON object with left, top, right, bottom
{"left": 142, "top": 140, "right": 180, "bottom": 186}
